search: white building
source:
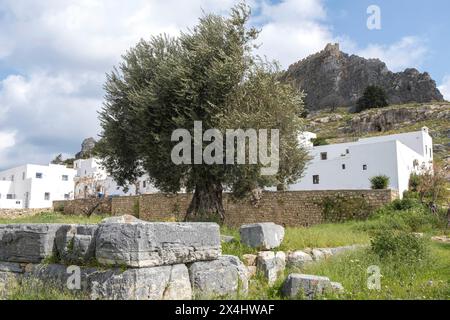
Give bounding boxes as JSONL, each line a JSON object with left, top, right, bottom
{"left": 290, "top": 127, "right": 434, "bottom": 197}
{"left": 0, "top": 164, "right": 76, "bottom": 209}
{"left": 73, "top": 158, "right": 158, "bottom": 198}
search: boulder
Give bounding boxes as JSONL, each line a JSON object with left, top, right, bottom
{"left": 0, "top": 262, "right": 24, "bottom": 299}
{"left": 95, "top": 222, "right": 221, "bottom": 267}
{"left": 247, "top": 266, "right": 257, "bottom": 278}
{"left": 55, "top": 225, "right": 98, "bottom": 264}
{"left": 282, "top": 274, "right": 332, "bottom": 300}
{"left": 23, "top": 263, "right": 192, "bottom": 300}
{"left": 189, "top": 255, "right": 248, "bottom": 299}
{"left": 100, "top": 215, "right": 141, "bottom": 224}
{"left": 256, "top": 251, "right": 286, "bottom": 285}
{"left": 311, "top": 249, "right": 325, "bottom": 261}
{"left": 0, "top": 224, "right": 63, "bottom": 263}
{"left": 220, "top": 235, "right": 236, "bottom": 243}
{"left": 89, "top": 264, "right": 192, "bottom": 300}
{"left": 242, "top": 254, "right": 257, "bottom": 266}
{"left": 331, "top": 282, "right": 345, "bottom": 293}
{"left": 286, "top": 251, "right": 313, "bottom": 268}
{"left": 239, "top": 223, "right": 285, "bottom": 250}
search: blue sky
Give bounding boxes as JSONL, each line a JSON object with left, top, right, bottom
{"left": 0, "top": 0, "right": 449, "bottom": 170}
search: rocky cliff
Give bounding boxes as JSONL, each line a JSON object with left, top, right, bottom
{"left": 282, "top": 43, "right": 444, "bottom": 111}
{"left": 75, "top": 137, "right": 97, "bottom": 159}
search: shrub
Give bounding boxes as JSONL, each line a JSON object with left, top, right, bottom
{"left": 356, "top": 86, "right": 388, "bottom": 112}
{"left": 311, "top": 137, "right": 329, "bottom": 146}
{"left": 370, "top": 230, "right": 428, "bottom": 262}
{"left": 370, "top": 175, "right": 390, "bottom": 189}
{"left": 322, "top": 196, "right": 373, "bottom": 222}
{"left": 390, "top": 198, "right": 420, "bottom": 211}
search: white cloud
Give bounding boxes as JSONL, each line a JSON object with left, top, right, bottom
{"left": 0, "top": 0, "right": 434, "bottom": 169}
{"left": 354, "top": 36, "right": 428, "bottom": 72}
{"left": 438, "top": 76, "right": 450, "bottom": 101}
{"left": 253, "top": 0, "right": 334, "bottom": 67}
{"left": 0, "top": 131, "right": 16, "bottom": 151}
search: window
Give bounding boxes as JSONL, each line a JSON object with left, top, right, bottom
{"left": 7, "top": 194, "right": 15, "bottom": 200}
{"left": 313, "top": 175, "right": 320, "bottom": 184}
{"left": 320, "top": 152, "right": 327, "bottom": 160}
{"left": 22, "top": 172, "right": 25, "bottom": 180}
{"left": 342, "top": 164, "right": 346, "bottom": 170}
{"left": 44, "top": 192, "right": 50, "bottom": 201}
{"left": 143, "top": 180, "right": 147, "bottom": 188}
{"left": 15, "top": 201, "right": 21, "bottom": 205}
{"left": 36, "top": 172, "right": 43, "bottom": 179}
{"left": 346, "top": 149, "right": 350, "bottom": 154}
{"left": 363, "top": 164, "right": 367, "bottom": 171}
{"left": 62, "top": 175, "right": 69, "bottom": 181}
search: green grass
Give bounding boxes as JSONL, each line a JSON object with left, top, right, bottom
{"left": 0, "top": 211, "right": 107, "bottom": 224}
{"left": 221, "top": 223, "right": 370, "bottom": 259}
{"left": 6, "top": 279, "right": 88, "bottom": 300}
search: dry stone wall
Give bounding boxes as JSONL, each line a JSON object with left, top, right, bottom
{"left": 53, "top": 189, "right": 398, "bottom": 227}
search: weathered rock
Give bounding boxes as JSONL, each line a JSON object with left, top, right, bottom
{"left": 282, "top": 274, "right": 332, "bottom": 299}
{"left": 317, "top": 248, "right": 333, "bottom": 258}
{"left": 242, "top": 254, "right": 257, "bottom": 266}
{"left": 256, "top": 251, "right": 286, "bottom": 285}
{"left": 0, "top": 224, "right": 63, "bottom": 263}
{"left": 220, "top": 235, "right": 236, "bottom": 243}
{"left": 311, "top": 249, "right": 325, "bottom": 261}
{"left": 286, "top": 251, "right": 313, "bottom": 268}
{"left": 0, "top": 262, "right": 24, "bottom": 299}
{"left": 55, "top": 225, "right": 98, "bottom": 264}
{"left": 21, "top": 262, "right": 192, "bottom": 300}
{"left": 75, "top": 137, "right": 97, "bottom": 159}
{"left": 282, "top": 43, "right": 444, "bottom": 111}
{"left": 189, "top": 255, "right": 248, "bottom": 299}
{"left": 100, "top": 215, "right": 141, "bottom": 224}
{"left": 239, "top": 223, "right": 285, "bottom": 250}
{"left": 247, "top": 266, "right": 257, "bottom": 278}
{"left": 331, "top": 281, "right": 345, "bottom": 293}
{"left": 95, "top": 222, "right": 221, "bottom": 267}
{"left": 90, "top": 264, "right": 192, "bottom": 300}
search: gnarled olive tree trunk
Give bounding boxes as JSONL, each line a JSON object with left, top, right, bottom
{"left": 185, "top": 180, "right": 225, "bottom": 222}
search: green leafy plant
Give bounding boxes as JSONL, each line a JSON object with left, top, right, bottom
{"left": 370, "top": 230, "right": 428, "bottom": 262}
{"left": 370, "top": 175, "right": 390, "bottom": 189}
{"left": 356, "top": 85, "right": 389, "bottom": 113}
{"left": 322, "top": 196, "right": 373, "bottom": 222}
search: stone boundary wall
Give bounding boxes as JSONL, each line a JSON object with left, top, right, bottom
{"left": 53, "top": 189, "right": 398, "bottom": 227}
{"left": 53, "top": 198, "right": 111, "bottom": 216}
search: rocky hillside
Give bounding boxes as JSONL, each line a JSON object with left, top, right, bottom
{"left": 282, "top": 43, "right": 444, "bottom": 111}
{"left": 305, "top": 103, "right": 450, "bottom": 169}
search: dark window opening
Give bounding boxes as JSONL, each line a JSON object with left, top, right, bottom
{"left": 363, "top": 164, "right": 367, "bottom": 170}
{"left": 320, "top": 152, "right": 327, "bottom": 160}
{"left": 313, "top": 175, "right": 320, "bottom": 184}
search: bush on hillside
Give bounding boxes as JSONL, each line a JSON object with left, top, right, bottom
{"left": 371, "top": 230, "right": 428, "bottom": 262}
{"left": 370, "top": 175, "right": 390, "bottom": 189}
{"left": 311, "top": 137, "right": 329, "bottom": 146}
{"left": 356, "top": 86, "right": 389, "bottom": 112}
{"left": 357, "top": 200, "right": 446, "bottom": 233}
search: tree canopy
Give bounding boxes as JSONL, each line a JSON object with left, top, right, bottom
{"left": 97, "top": 4, "right": 308, "bottom": 221}
{"left": 356, "top": 85, "right": 389, "bottom": 112}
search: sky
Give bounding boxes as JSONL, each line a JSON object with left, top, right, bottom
{"left": 0, "top": 0, "right": 449, "bottom": 170}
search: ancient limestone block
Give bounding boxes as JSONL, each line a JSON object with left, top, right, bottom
{"left": 242, "top": 254, "right": 257, "bottom": 266}
{"left": 256, "top": 251, "right": 286, "bottom": 285}
{"left": 286, "top": 251, "right": 313, "bottom": 268}
{"left": 0, "top": 224, "right": 63, "bottom": 263}
{"left": 89, "top": 264, "right": 192, "bottom": 300}
{"left": 55, "top": 225, "right": 98, "bottom": 264}
{"left": 95, "top": 221, "right": 221, "bottom": 267}
{"left": 189, "top": 255, "right": 248, "bottom": 299}
{"left": 239, "top": 223, "right": 285, "bottom": 250}
{"left": 282, "top": 274, "right": 332, "bottom": 299}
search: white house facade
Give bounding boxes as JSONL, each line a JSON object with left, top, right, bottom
{"left": 290, "top": 127, "right": 434, "bottom": 197}
{"left": 0, "top": 164, "right": 76, "bottom": 209}
{"left": 74, "top": 158, "right": 158, "bottom": 198}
